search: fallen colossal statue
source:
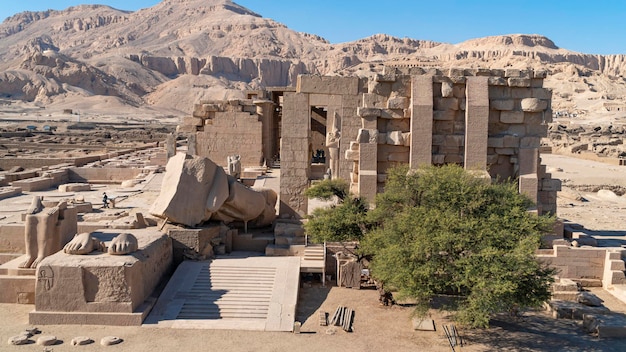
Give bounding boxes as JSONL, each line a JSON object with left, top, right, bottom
{"left": 149, "top": 153, "right": 277, "bottom": 228}
{"left": 63, "top": 232, "right": 139, "bottom": 255}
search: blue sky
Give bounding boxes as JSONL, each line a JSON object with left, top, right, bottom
{"left": 1, "top": 0, "right": 624, "bottom": 55}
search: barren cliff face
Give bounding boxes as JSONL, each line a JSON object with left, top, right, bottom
{"left": 1, "top": 0, "right": 626, "bottom": 117}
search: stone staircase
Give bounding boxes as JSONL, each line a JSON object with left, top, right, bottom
{"left": 175, "top": 264, "right": 276, "bottom": 320}
{"left": 145, "top": 256, "right": 300, "bottom": 331}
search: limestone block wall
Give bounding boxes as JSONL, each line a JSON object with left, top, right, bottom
{"left": 537, "top": 245, "right": 606, "bottom": 280}
{"left": 181, "top": 99, "right": 263, "bottom": 167}
{"left": 348, "top": 67, "right": 559, "bottom": 214}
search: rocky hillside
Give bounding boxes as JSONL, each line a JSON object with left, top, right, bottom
{"left": 1, "top": 0, "right": 626, "bottom": 117}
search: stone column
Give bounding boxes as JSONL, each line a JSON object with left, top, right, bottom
{"left": 187, "top": 134, "right": 197, "bottom": 156}
{"left": 166, "top": 133, "right": 176, "bottom": 160}
{"left": 279, "top": 92, "right": 310, "bottom": 218}
{"left": 255, "top": 100, "right": 275, "bottom": 166}
{"left": 410, "top": 75, "right": 434, "bottom": 168}
{"left": 464, "top": 76, "right": 489, "bottom": 170}
{"left": 358, "top": 129, "right": 378, "bottom": 203}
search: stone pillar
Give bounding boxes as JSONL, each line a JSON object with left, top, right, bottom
{"left": 166, "top": 133, "right": 176, "bottom": 160}
{"left": 464, "top": 76, "right": 489, "bottom": 170}
{"left": 518, "top": 147, "right": 538, "bottom": 176}
{"left": 410, "top": 75, "right": 434, "bottom": 168}
{"left": 519, "top": 174, "right": 539, "bottom": 209}
{"left": 358, "top": 130, "right": 378, "bottom": 203}
{"left": 255, "top": 100, "right": 275, "bottom": 166}
{"left": 337, "top": 97, "right": 358, "bottom": 181}
{"left": 187, "top": 134, "right": 197, "bottom": 156}
{"left": 279, "top": 92, "right": 310, "bottom": 218}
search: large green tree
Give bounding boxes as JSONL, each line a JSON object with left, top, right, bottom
{"left": 361, "top": 164, "right": 556, "bottom": 328}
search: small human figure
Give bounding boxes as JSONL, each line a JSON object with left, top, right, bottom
{"left": 102, "top": 192, "right": 109, "bottom": 208}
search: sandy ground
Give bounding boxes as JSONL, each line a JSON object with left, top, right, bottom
{"left": 543, "top": 154, "right": 626, "bottom": 247}
{"left": 3, "top": 285, "right": 626, "bottom": 352}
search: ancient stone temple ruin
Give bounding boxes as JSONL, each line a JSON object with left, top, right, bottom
{"left": 179, "top": 67, "right": 560, "bottom": 218}
{"left": 0, "top": 66, "right": 565, "bottom": 336}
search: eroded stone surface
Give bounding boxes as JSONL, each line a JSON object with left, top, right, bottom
{"left": 101, "top": 336, "right": 122, "bottom": 346}
{"left": 36, "top": 335, "right": 57, "bottom": 346}
{"left": 8, "top": 335, "right": 30, "bottom": 345}
{"left": 71, "top": 336, "right": 93, "bottom": 345}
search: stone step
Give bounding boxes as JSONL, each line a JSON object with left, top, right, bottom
{"left": 552, "top": 291, "right": 579, "bottom": 301}
{"left": 175, "top": 264, "right": 275, "bottom": 321}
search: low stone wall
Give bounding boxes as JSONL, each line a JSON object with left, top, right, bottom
{"left": 0, "top": 186, "right": 22, "bottom": 200}
{"left": 538, "top": 245, "right": 606, "bottom": 280}
{"left": 68, "top": 167, "right": 144, "bottom": 183}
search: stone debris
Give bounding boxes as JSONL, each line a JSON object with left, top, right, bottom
{"left": 71, "top": 336, "right": 93, "bottom": 345}
{"left": 36, "top": 335, "right": 57, "bottom": 346}
{"left": 577, "top": 291, "right": 604, "bottom": 307}
{"left": 25, "top": 327, "right": 41, "bottom": 336}
{"left": 7, "top": 335, "right": 30, "bottom": 345}
{"left": 319, "top": 311, "right": 328, "bottom": 326}
{"left": 101, "top": 336, "right": 123, "bottom": 346}
{"left": 584, "top": 313, "right": 626, "bottom": 338}
{"left": 412, "top": 318, "right": 436, "bottom": 331}
{"left": 293, "top": 321, "right": 301, "bottom": 334}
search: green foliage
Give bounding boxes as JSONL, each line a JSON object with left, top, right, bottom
{"left": 304, "top": 197, "right": 369, "bottom": 244}
{"left": 362, "top": 164, "right": 556, "bottom": 328}
{"left": 304, "top": 179, "right": 350, "bottom": 202}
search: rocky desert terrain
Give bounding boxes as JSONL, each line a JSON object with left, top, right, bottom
{"left": 1, "top": 0, "right": 626, "bottom": 121}
{"left": 2, "top": 0, "right": 626, "bottom": 160}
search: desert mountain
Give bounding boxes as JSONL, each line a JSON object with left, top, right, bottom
{"left": 1, "top": 0, "right": 626, "bottom": 119}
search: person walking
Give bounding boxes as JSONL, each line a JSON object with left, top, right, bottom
{"left": 102, "top": 192, "right": 109, "bottom": 208}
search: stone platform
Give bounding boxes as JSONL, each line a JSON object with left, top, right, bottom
{"left": 0, "top": 255, "right": 36, "bottom": 304}
{"left": 144, "top": 254, "right": 300, "bottom": 331}
{"left": 29, "top": 228, "right": 172, "bottom": 326}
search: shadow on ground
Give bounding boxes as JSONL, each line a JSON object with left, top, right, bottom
{"left": 296, "top": 284, "right": 331, "bottom": 325}
{"left": 464, "top": 311, "right": 626, "bottom": 352}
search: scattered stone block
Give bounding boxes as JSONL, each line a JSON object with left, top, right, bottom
{"left": 71, "top": 336, "right": 93, "bottom": 345}
{"left": 319, "top": 311, "right": 328, "bottom": 326}
{"left": 101, "top": 336, "right": 122, "bottom": 346}
{"left": 577, "top": 291, "right": 603, "bottom": 307}
{"left": 36, "top": 335, "right": 57, "bottom": 346}
{"left": 8, "top": 335, "right": 30, "bottom": 345}
{"left": 412, "top": 318, "right": 436, "bottom": 331}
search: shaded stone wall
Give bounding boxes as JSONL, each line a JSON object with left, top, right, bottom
{"left": 181, "top": 100, "right": 263, "bottom": 168}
